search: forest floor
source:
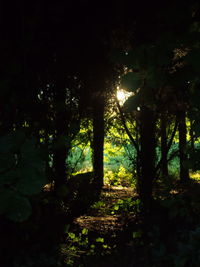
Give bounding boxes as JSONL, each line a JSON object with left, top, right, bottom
{"left": 61, "top": 178, "right": 200, "bottom": 267}
{"left": 61, "top": 185, "right": 138, "bottom": 266}
{"left": 75, "top": 185, "right": 136, "bottom": 233}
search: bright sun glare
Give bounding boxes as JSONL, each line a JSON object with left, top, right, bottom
{"left": 117, "top": 90, "right": 126, "bottom": 102}
{"left": 116, "top": 89, "right": 133, "bottom": 105}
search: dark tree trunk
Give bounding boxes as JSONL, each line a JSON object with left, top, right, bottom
{"left": 135, "top": 119, "right": 141, "bottom": 178}
{"left": 160, "top": 113, "right": 169, "bottom": 177}
{"left": 54, "top": 147, "right": 68, "bottom": 189}
{"left": 138, "top": 106, "right": 156, "bottom": 208}
{"left": 53, "top": 81, "right": 69, "bottom": 190}
{"left": 178, "top": 111, "right": 190, "bottom": 182}
{"left": 92, "top": 95, "right": 104, "bottom": 189}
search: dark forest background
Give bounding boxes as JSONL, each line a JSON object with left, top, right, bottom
{"left": 1, "top": 1, "right": 200, "bottom": 266}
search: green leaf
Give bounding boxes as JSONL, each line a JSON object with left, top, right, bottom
{"left": 96, "top": 237, "right": 104, "bottom": 243}
{"left": 121, "top": 72, "right": 142, "bottom": 92}
{"left": 17, "top": 167, "right": 46, "bottom": 196}
{"left": 82, "top": 228, "right": 88, "bottom": 235}
{"left": 68, "top": 232, "right": 76, "bottom": 239}
{"left": 21, "top": 140, "right": 45, "bottom": 171}
{"left": 114, "top": 204, "right": 119, "bottom": 210}
{"left": 117, "top": 199, "right": 124, "bottom": 204}
{"left": 5, "top": 195, "right": 32, "bottom": 222}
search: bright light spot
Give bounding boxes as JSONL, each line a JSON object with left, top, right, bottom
{"left": 137, "top": 107, "right": 140, "bottom": 111}
{"left": 116, "top": 89, "right": 133, "bottom": 105}
{"left": 117, "top": 90, "right": 126, "bottom": 102}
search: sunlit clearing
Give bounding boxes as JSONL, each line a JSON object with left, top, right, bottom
{"left": 116, "top": 89, "right": 133, "bottom": 105}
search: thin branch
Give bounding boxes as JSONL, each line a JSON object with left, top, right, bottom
{"left": 155, "top": 118, "right": 178, "bottom": 172}
{"left": 156, "top": 148, "right": 179, "bottom": 178}
{"left": 115, "top": 97, "right": 140, "bottom": 155}
{"left": 167, "top": 119, "right": 178, "bottom": 152}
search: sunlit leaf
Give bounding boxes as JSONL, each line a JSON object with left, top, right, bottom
{"left": 68, "top": 232, "right": 76, "bottom": 239}
{"left": 82, "top": 228, "right": 88, "bottom": 235}
{"left": 96, "top": 237, "right": 104, "bottom": 243}
{"left": 114, "top": 204, "right": 119, "bottom": 210}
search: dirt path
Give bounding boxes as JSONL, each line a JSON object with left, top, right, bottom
{"left": 74, "top": 185, "right": 136, "bottom": 233}
{"left": 62, "top": 185, "right": 137, "bottom": 266}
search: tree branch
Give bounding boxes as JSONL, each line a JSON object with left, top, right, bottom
{"left": 115, "top": 97, "right": 140, "bottom": 155}
{"left": 155, "top": 118, "right": 178, "bottom": 173}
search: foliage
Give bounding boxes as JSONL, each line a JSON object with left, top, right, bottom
{"left": 0, "top": 131, "right": 46, "bottom": 222}
{"left": 173, "top": 226, "right": 200, "bottom": 267}
{"left": 67, "top": 146, "right": 92, "bottom": 173}
{"left": 67, "top": 119, "right": 93, "bottom": 173}
{"left": 110, "top": 197, "right": 140, "bottom": 215}
{"left": 62, "top": 228, "right": 111, "bottom": 266}
{"left": 104, "top": 166, "right": 133, "bottom": 187}
{"left": 145, "top": 187, "right": 200, "bottom": 266}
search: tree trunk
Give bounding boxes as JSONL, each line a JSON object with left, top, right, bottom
{"left": 160, "top": 113, "right": 169, "bottom": 177}
{"left": 138, "top": 106, "right": 156, "bottom": 208}
{"left": 92, "top": 95, "right": 104, "bottom": 189}
{"left": 53, "top": 81, "right": 69, "bottom": 190}
{"left": 178, "top": 111, "right": 190, "bottom": 182}
{"left": 135, "top": 119, "right": 141, "bottom": 178}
